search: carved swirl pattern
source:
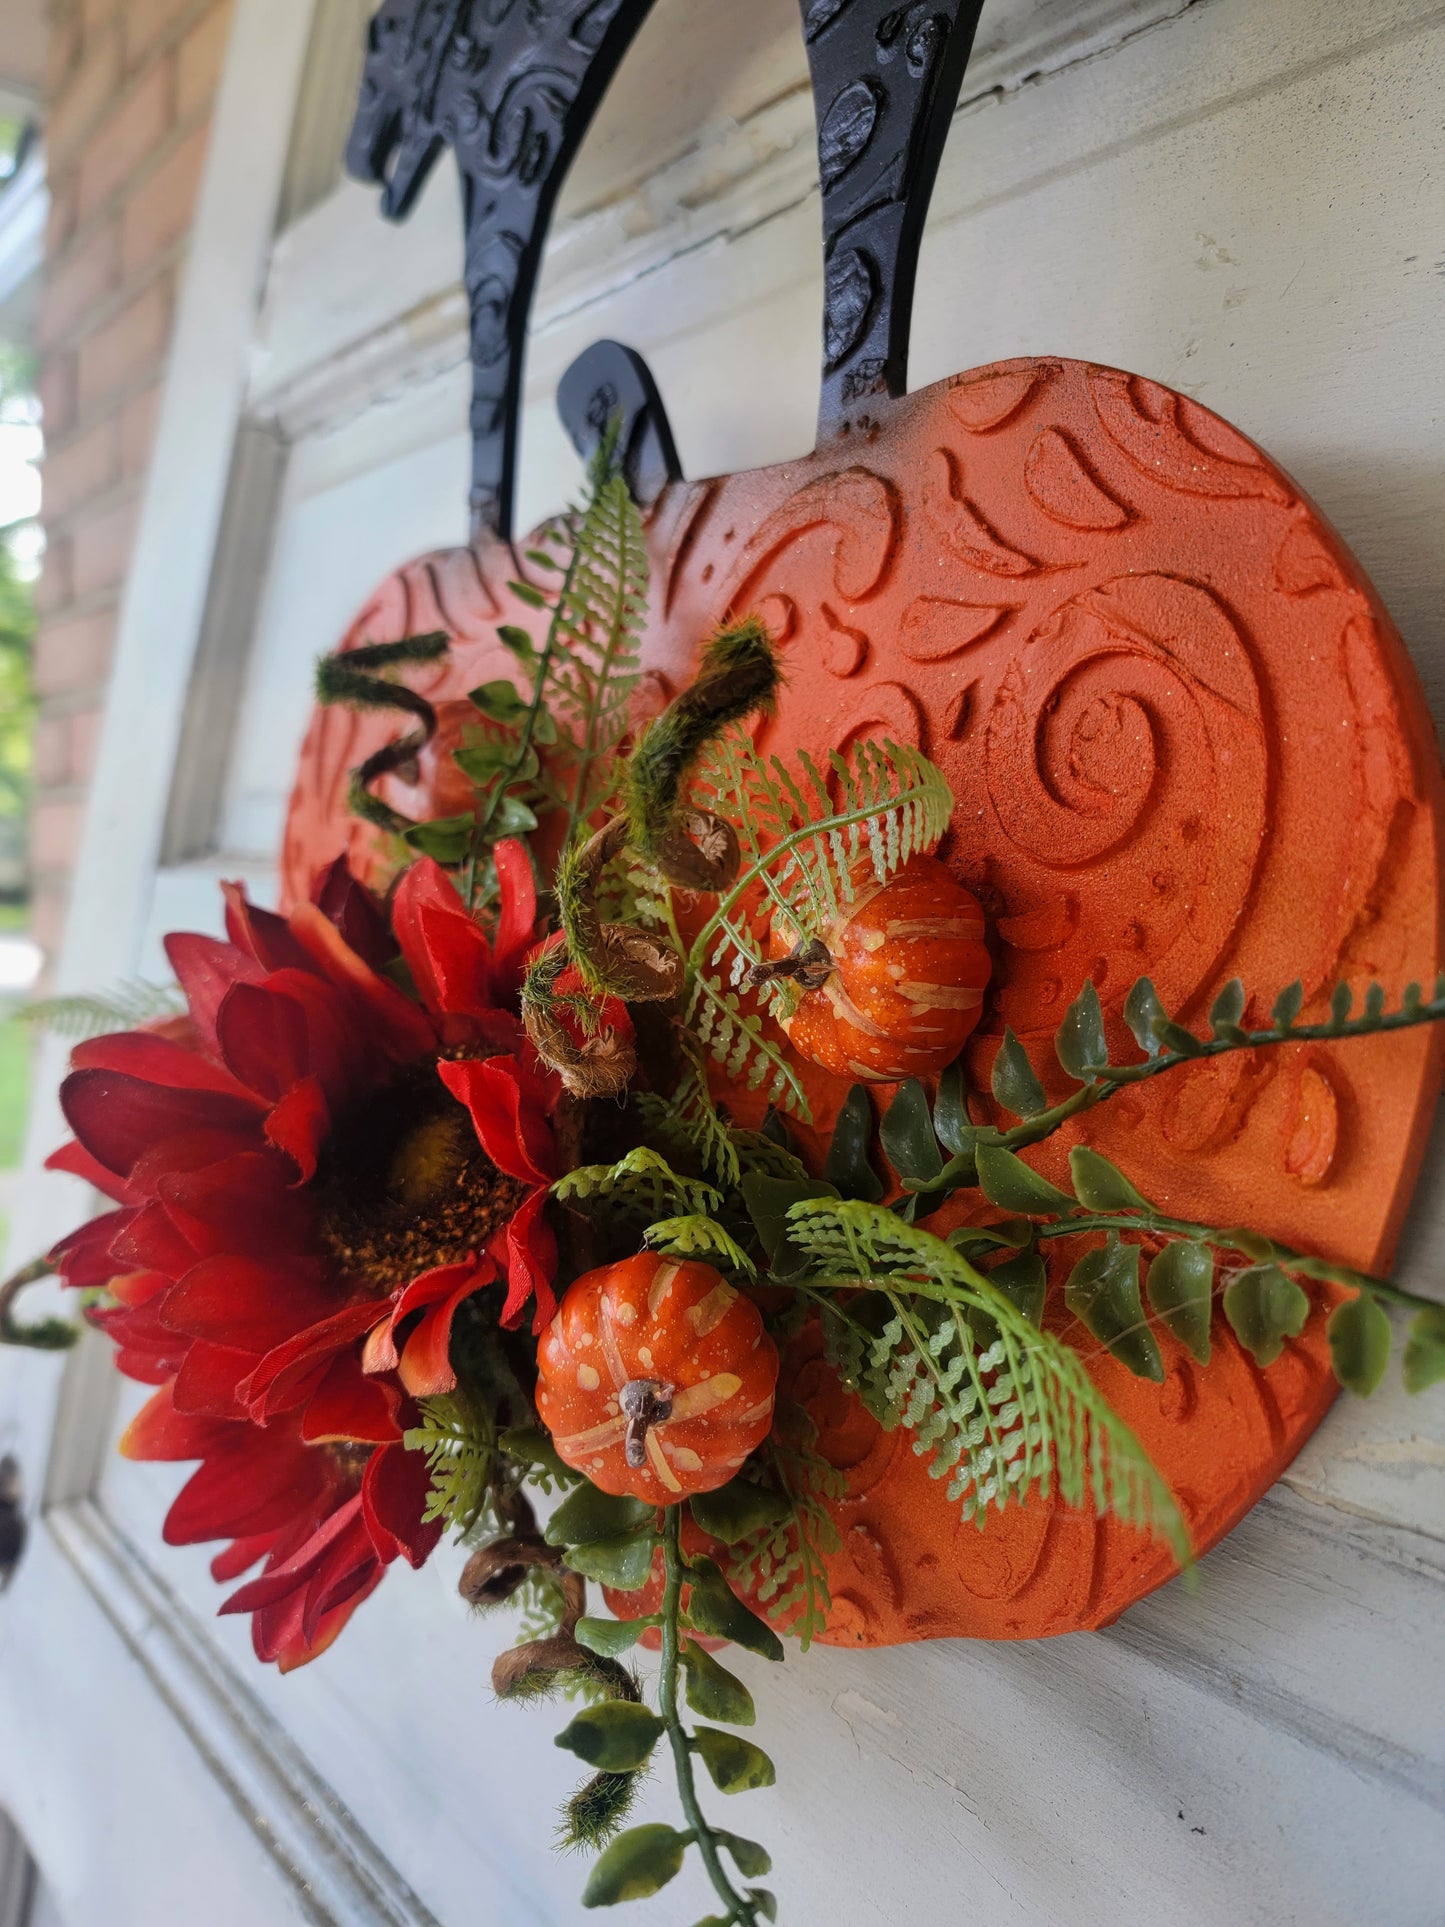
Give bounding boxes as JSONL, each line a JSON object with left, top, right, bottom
{"left": 284, "top": 357, "right": 1444, "bottom": 1647}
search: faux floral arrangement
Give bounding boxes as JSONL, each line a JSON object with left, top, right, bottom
{"left": 7, "top": 443, "right": 1445, "bottom": 1924}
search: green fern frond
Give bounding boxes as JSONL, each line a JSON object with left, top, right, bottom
{"left": 19, "top": 980, "right": 186, "bottom": 1040}
{"left": 553, "top": 1146, "right": 723, "bottom": 1228}
{"left": 404, "top": 1393, "right": 495, "bottom": 1536}
{"left": 634, "top": 1065, "right": 743, "bottom": 1188}
{"left": 786, "top": 1198, "right": 1189, "bottom": 1562}
{"left": 643, "top": 1214, "right": 757, "bottom": 1279}
{"left": 541, "top": 469, "right": 647, "bottom": 829}
{"left": 725, "top": 1423, "right": 845, "bottom": 1651}
{"left": 677, "top": 732, "right": 952, "bottom": 1107}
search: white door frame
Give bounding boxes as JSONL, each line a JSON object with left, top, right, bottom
{"left": 1, "top": 3, "right": 439, "bottom": 1917}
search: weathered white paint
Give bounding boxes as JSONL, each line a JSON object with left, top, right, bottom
{"left": 3, "top": 0, "right": 1443, "bottom": 1921}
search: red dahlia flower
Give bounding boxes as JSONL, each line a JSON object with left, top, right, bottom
{"left": 48, "top": 843, "right": 558, "bottom": 1667}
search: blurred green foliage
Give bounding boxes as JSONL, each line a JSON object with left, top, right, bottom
{"left": 0, "top": 343, "right": 37, "bottom": 833}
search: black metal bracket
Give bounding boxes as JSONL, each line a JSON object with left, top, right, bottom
{"left": 556, "top": 339, "right": 682, "bottom": 506}
{"left": 801, "top": 0, "right": 986, "bottom": 440}
{"left": 347, "top": 1, "right": 987, "bottom": 534}
{"left": 347, "top": 0, "right": 658, "bottom": 541}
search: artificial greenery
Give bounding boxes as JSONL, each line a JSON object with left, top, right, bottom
{"left": 27, "top": 421, "right": 1445, "bottom": 1925}
{"left": 20, "top": 980, "right": 185, "bottom": 1040}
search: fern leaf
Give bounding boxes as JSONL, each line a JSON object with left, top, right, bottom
{"left": 553, "top": 1146, "right": 722, "bottom": 1228}
{"left": 643, "top": 1214, "right": 757, "bottom": 1278}
{"left": 633, "top": 1064, "right": 743, "bottom": 1188}
{"left": 789, "top": 1199, "right": 1188, "bottom": 1561}
{"left": 404, "top": 1393, "right": 494, "bottom": 1536}
{"left": 540, "top": 471, "right": 647, "bottom": 824}
{"left": 19, "top": 980, "right": 186, "bottom": 1040}
{"left": 679, "top": 732, "right": 953, "bottom": 1106}
{"left": 725, "top": 1423, "right": 844, "bottom": 1651}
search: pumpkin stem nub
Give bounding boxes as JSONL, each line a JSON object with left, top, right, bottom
{"left": 745, "top": 937, "right": 834, "bottom": 994}
{"left": 619, "top": 1377, "right": 676, "bottom": 1468}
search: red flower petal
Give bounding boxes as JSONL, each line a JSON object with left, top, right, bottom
{"left": 498, "top": 1185, "right": 558, "bottom": 1332}
{"left": 173, "top": 1341, "right": 257, "bottom": 1418}
{"left": 118, "top": 1381, "right": 233, "bottom": 1461}
{"left": 247, "top": 968, "right": 359, "bottom": 1101}
{"left": 415, "top": 901, "right": 497, "bottom": 1021}
{"left": 221, "top": 1493, "right": 368, "bottom": 1616}
{"left": 391, "top": 857, "right": 469, "bottom": 1004}
{"left": 216, "top": 983, "right": 311, "bottom": 1101}
{"left": 71, "top": 1030, "right": 260, "bottom": 1102}
{"left": 50, "top": 1209, "right": 135, "bottom": 1289}
{"left": 157, "top": 1151, "right": 313, "bottom": 1261}
{"left": 107, "top": 1268, "right": 168, "bottom": 1308}
{"left": 210, "top": 1532, "right": 277, "bottom": 1584}
{"left": 164, "top": 932, "right": 267, "bottom": 1055}
{"left": 240, "top": 1302, "right": 383, "bottom": 1421}
{"left": 362, "top": 1440, "right": 442, "bottom": 1569}
{"left": 108, "top": 1202, "right": 197, "bottom": 1279}
{"left": 127, "top": 1124, "right": 268, "bottom": 1196}
{"left": 274, "top": 1568, "right": 384, "bottom": 1672}
{"left": 161, "top": 1254, "right": 339, "bottom": 1351}
{"left": 222, "top": 881, "right": 314, "bottom": 974}
{"left": 91, "top": 1297, "right": 191, "bottom": 1383}
{"left": 264, "top": 1076, "right": 331, "bottom": 1182}
{"left": 391, "top": 1258, "right": 494, "bottom": 1398}
{"left": 45, "top": 1137, "right": 133, "bottom": 1202}
{"left": 437, "top": 1055, "right": 555, "bottom": 1185}
{"left": 491, "top": 837, "right": 537, "bottom": 995}
{"left": 164, "top": 1420, "right": 333, "bottom": 1544}
{"left": 60, "top": 1069, "right": 264, "bottom": 1180}
{"left": 288, "top": 902, "right": 436, "bottom": 1064}
{"left": 361, "top": 1317, "right": 399, "bottom": 1376}
{"left": 312, "top": 858, "right": 396, "bottom": 973}
{"left": 301, "top": 1353, "right": 403, "bottom": 1446}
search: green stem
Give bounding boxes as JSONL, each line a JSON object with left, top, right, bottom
{"left": 909, "top": 995, "right": 1445, "bottom": 1196}
{"left": 1009, "top": 998, "right": 1445, "bottom": 1146}
{"left": 1037, "top": 1210, "right": 1443, "bottom": 1314}
{"left": 0, "top": 1257, "right": 78, "bottom": 1351}
{"left": 658, "top": 1506, "right": 759, "bottom": 1927}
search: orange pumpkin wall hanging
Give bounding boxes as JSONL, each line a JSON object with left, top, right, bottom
{"left": 279, "top": 0, "right": 1444, "bottom": 1662}
{"left": 20, "top": 4, "right": 1439, "bottom": 1921}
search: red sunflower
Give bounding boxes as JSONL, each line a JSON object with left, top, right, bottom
{"left": 47, "top": 843, "right": 563, "bottom": 1666}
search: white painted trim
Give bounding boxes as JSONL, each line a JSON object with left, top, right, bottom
{"left": 47, "top": 1501, "right": 443, "bottom": 1927}
{"left": 52, "top": 0, "right": 316, "bottom": 1002}
{"left": 0, "top": 144, "right": 47, "bottom": 311}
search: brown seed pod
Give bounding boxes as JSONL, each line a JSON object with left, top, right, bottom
{"left": 523, "top": 996, "right": 638, "bottom": 1100}
{"left": 652, "top": 807, "right": 741, "bottom": 893}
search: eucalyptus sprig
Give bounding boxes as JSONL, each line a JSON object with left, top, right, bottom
{"left": 886, "top": 972, "right": 1445, "bottom": 1210}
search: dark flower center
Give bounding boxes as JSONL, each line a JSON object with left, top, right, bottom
{"left": 314, "top": 1060, "right": 527, "bottom": 1293}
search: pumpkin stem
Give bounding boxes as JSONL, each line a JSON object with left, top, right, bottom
{"left": 619, "top": 1377, "right": 675, "bottom": 1468}
{"left": 745, "top": 936, "right": 834, "bottom": 994}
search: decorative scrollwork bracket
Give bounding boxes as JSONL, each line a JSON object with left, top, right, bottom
{"left": 801, "top": 0, "right": 987, "bottom": 442}
{"left": 347, "top": 0, "right": 658, "bottom": 541}
{"left": 346, "top": 1, "right": 988, "bottom": 528}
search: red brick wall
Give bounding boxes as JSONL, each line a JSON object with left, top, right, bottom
{"left": 31, "top": 0, "right": 235, "bottom": 960}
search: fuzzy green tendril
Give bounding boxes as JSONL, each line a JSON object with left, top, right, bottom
{"left": 0, "top": 1257, "right": 77, "bottom": 1351}
{"left": 623, "top": 618, "right": 779, "bottom": 868}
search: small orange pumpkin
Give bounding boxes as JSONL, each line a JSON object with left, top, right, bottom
{"left": 776, "top": 854, "right": 990, "bottom": 1081}
{"left": 535, "top": 1253, "right": 780, "bottom": 1504}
